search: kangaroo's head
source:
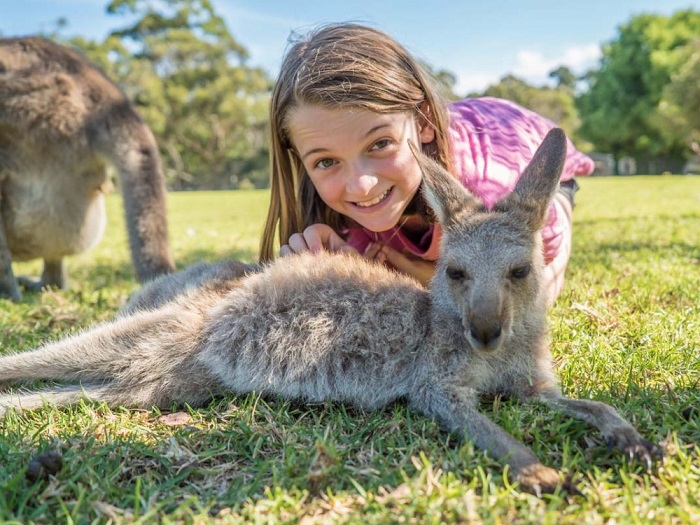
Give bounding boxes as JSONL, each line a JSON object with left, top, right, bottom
{"left": 409, "top": 128, "right": 567, "bottom": 354}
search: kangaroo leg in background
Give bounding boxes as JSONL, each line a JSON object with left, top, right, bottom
{"left": 0, "top": 207, "right": 21, "bottom": 301}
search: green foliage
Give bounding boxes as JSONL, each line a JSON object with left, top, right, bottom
{"left": 577, "top": 9, "right": 700, "bottom": 160}
{"left": 1, "top": 179, "right": 699, "bottom": 522}
{"left": 549, "top": 66, "right": 577, "bottom": 90}
{"left": 659, "top": 38, "right": 700, "bottom": 150}
{"left": 66, "top": 0, "right": 272, "bottom": 190}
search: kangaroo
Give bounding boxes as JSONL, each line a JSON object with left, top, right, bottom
{"left": 0, "top": 36, "right": 175, "bottom": 301}
{"left": 0, "top": 129, "right": 660, "bottom": 495}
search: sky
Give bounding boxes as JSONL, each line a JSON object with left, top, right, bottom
{"left": 2, "top": 0, "right": 699, "bottom": 94}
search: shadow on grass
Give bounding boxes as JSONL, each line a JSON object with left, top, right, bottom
{"left": 15, "top": 248, "right": 260, "bottom": 299}
{"left": 1, "top": 384, "right": 697, "bottom": 520}
{"left": 576, "top": 212, "right": 700, "bottom": 225}
{"left": 572, "top": 214, "right": 699, "bottom": 262}
{"left": 0, "top": 398, "right": 449, "bottom": 519}
{"left": 571, "top": 240, "right": 699, "bottom": 262}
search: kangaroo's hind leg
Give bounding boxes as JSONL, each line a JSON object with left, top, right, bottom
{"left": 0, "top": 298, "right": 223, "bottom": 412}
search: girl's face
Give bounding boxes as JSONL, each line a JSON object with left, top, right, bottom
{"left": 288, "top": 104, "right": 436, "bottom": 232}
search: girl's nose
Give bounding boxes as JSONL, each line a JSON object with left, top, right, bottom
{"left": 345, "top": 162, "right": 378, "bottom": 196}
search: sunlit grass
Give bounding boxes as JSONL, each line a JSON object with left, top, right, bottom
{"left": 1, "top": 177, "right": 699, "bottom": 523}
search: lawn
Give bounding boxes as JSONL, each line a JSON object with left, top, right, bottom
{"left": 0, "top": 176, "right": 698, "bottom": 524}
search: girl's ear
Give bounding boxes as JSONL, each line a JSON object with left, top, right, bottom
{"left": 417, "top": 102, "right": 436, "bottom": 144}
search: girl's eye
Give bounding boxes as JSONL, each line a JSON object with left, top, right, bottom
{"left": 315, "top": 158, "right": 336, "bottom": 170}
{"left": 371, "top": 138, "right": 392, "bottom": 151}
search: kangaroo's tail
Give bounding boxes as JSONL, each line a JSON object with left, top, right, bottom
{"left": 0, "top": 383, "right": 112, "bottom": 416}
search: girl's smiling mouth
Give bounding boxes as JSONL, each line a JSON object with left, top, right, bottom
{"left": 353, "top": 186, "right": 393, "bottom": 208}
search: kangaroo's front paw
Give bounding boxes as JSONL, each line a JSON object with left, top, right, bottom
{"left": 515, "top": 464, "right": 578, "bottom": 498}
{"left": 605, "top": 427, "right": 664, "bottom": 469}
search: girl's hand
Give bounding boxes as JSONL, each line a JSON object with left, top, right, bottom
{"left": 280, "top": 224, "right": 358, "bottom": 256}
{"left": 364, "top": 242, "right": 435, "bottom": 287}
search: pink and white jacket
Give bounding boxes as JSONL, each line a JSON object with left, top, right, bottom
{"left": 344, "top": 97, "right": 594, "bottom": 283}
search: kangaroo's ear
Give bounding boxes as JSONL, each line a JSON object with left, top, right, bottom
{"left": 408, "top": 140, "right": 481, "bottom": 227}
{"left": 495, "top": 128, "right": 567, "bottom": 230}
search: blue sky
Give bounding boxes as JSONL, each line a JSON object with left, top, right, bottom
{"left": 2, "top": 0, "right": 699, "bottom": 94}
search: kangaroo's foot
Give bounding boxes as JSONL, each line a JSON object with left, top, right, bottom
{"left": 604, "top": 426, "right": 664, "bottom": 469}
{"left": 514, "top": 463, "right": 581, "bottom": 498}
{"left": 17, "top": 259, "right": 68, "bottom": 292}
{"left": 16, "top": 275, "right": 51, "bottom": 292}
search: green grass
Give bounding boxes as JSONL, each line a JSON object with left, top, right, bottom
{"left": 1, "top": 177, "right": 699, "bottom": 524}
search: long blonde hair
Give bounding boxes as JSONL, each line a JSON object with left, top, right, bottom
{"left": 259, "top": 23, "right": 452, "bottom": 262}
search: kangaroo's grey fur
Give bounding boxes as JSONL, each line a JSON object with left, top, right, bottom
{"left": 0, "top": 129, "right": 660, "bottom": 495}
{"left": 0, "top": 36, "right": 175, "bottom": 301}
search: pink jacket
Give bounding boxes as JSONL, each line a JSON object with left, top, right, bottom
{"left": 344, "top": 97, "right": 594, "bottom": 267}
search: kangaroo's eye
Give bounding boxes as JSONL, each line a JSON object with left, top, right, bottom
{"left": 446, "top": 267, "right": 467, "bottom": 281}
{"left": 509, "top": 265, "right": 531, "bottom": 280}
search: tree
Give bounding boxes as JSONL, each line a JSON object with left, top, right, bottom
{"left": 548, "top": 66, "right": 576, "bottom": 91}
{"left": 70, "top": 0, "right": 272, "bottom": 189}
{"left": 658, "top": 38, "right": 700, "bottom": 153}
{"left": 577, "top": 9, "right": 700, "bottom": 160}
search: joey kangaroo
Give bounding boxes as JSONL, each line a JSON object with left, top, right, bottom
{"left": 0, "top": 129, "right": 661, "bottom": 495}
{"left": 0, "top": 36, "right": 175, "bottom": 301}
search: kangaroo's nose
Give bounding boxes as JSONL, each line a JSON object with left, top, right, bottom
{"left": 469, "top": 324, "right": 502, "bottom": 348}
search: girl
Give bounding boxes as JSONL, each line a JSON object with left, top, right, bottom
{"left": 259, "top": 23, "right": 594, "bottom": 304}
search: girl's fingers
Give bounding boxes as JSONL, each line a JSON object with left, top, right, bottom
{"left": 304, "top": 225, "right": 357, "bottom": 253}
{"left": 280, "top": 225, "right": 359, "bottom": 256}
{"left": 379, "top": 245, "right": 435, "bottom": 286}
{"left": 287, "top": 233, "right": 310, "bottom": 253}
{"left": 301, "top": 226, "right": 328, "bottom": 252}
{"left": 363, "top": 242, "right": 382, "bottom": 260}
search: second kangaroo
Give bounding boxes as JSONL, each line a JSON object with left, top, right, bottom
{"left": 0, "top": 129, "right": 661, "bottom": 495}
